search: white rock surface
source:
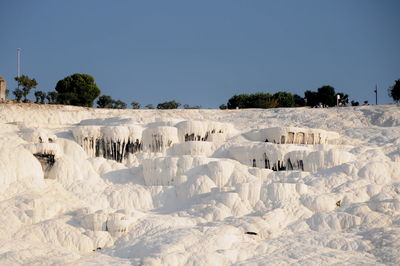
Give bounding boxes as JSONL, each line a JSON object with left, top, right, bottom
{"left": 0, "top": 103, "right": 399, "bottom": 265}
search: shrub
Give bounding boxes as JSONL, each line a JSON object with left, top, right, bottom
{"left": 157, "top": 100, "right": 181, "bottom": 109}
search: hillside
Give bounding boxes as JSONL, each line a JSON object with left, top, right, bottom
{"left": 0, "top": 103, "right": 399, "bottom": 265}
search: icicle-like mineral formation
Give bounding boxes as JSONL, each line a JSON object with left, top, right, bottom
{"left": 176, "top": 120, "right": 233, "bottom": 142}
{"left": 24, "top": 143, "right": 62, "bottom": 174}
{"left": 142, "top": 126, "right": 179, "bottom": 153}
{"left": 228, "top": 141, "right": 350, "bottom": 172}
{"left": 245, "top": 127, "right": 339, "bottom": 144}
{"left": 72, "top": 125, "right": 143, "bottom": 162}
{"left": 228, "top": 143, "right": 311, "bottom": 171}
{"left": 232, "top": 127, "right": 343, "bottom": 172}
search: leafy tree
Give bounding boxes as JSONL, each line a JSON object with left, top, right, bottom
{"left": 351, "top": 100, "right": 359, "bottom": 106}
{"left": 157, "top": 100, "right": 181, "bottom": 109}
{"left": 97, "top": 95, "right": 114, "bottom": 108}
{"left": 265, "top": 98, "right": 279, "bottom": 108}
{"left": 46, "top": 91, "right": 58, "bottom": 104}
{"left": 273, "top": 91, "right": 294, "bottom": 107}
{"left": 55, "top": 73, "right": 100, "bottom": 107}
{"left": 33, "top": 91, "right": 40, "bottom": 103}
{"left": 249, "top": 93, "right": 273, "bottom": 108}
{"left": 96, "top": 95, "right": 127, "bottom": 109}
{"left": 145, "top": 104, "right": 154, "bottom": 109}
{"left": 40, "top": 92, "right": 46, "bottom": 103}
{"left": 226, "top": 92, "right": 299, "bottom": 109}
{"left": 15, "top": 75, "right": 37, "bottom": 102}
{"left": 304, "top": 90, "right": 319, "bottom": 107}
{"left": 219, "top": 104, "right": 227, "bottom": 110}
{"left": 227, "top": 93, "right": 273, "bottom": 109}
{"left": 131, "top": 101, "right": 141, "bottom": 109}
{"left": 227, "top": 94, "right": 248, "bottom": 109}
{"left": 112, "top": 100, "right": 127, "bottom": 109}
{"left": 13, "top": 88, "right": 23, "bottom": 101}
{"left": 388, "top": 79, "right": 400, "bottom": 102}
{"left": 34, "top": 91, "right": 41, "bottom": 103}
{"left": 293, "top": 94, "right": 305, "bottom": 107}
{"left": 305, "top": 86, "right": 343, "bottom": 107}
{"left": 34, "top": 91, "right": 46, "bottom": 103}
{"left": 317, "top": 85, "right": 336, "bottom": 107}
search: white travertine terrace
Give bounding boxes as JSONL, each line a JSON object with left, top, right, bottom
{"left": 176, "top": 120, "right": 234, "bottom": 142}
{"left": 72, "top": 125, "right": 143, "bottom": 161}
{"left": 227, "top": 142, "right": 353, "bottom": 172}
{"left": 142, "top": 126, "right": 179, "bottom": 152}
{"left": 245, "top": 126, "right": 340, "bottom": 144}
{"left": 1, "top": 104, "right": 400, "bottom": 265}
{"left": 167, "top": 141, "right": 215, "bottom": 156}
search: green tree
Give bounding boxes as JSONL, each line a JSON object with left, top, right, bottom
{"left": 145, "top": 104, "right": 154, "bottom": 109}
{"left": 13, "top": 88, "right": 23, "bottom": 102}
{"left": 265, "top": 98, "right": 279, "bottom": 108}
{"left": 304, "top": 90, "right": 318, "bottom": 107}
{"left": 249, "top": 93, "right": 273, "bottom": 108}
{"left": 317, "top": 85, "right": 336, "bottom": 107}
{"left": 55, "top": 73, "right": 100, "bottom": 107}
{"left": 15, "top": 75, "right": 37, "bottom": 102}
{"left": 40, "top": 92, "right": 46, "bottom": 103}
{"left": 305, "top": 86, "right": 352, "bottom": 107}
{"left": 46, "top": 91, "right": 58, "bottom": 104}
{"left": 157, "top": 100, "right": 181, "bottom": 109}
{"left": 219, "top": 104, "right": 227, "bottom": 110}
{"left": 34, "top": 91, "right": 41, "bottom": 103}
{"left": 34, "top": 91, "right": 46, "bottom": 103}
{"left": 293, "top": 94, "right": 305, "bottom": 107}
{"left": 227, "top": 93, "right": 274, "bottom": 109}
{"left": 388, "top": 79, "right": 400, "bottom": 102}
{"left": 112, "top": 100, "right": 127, "bottom": 109}
{"left": 131, "top": 101, "right": 141, "bottom": 109}
{"left": 227, "top": 94, "right": 248, "bottom": 109}
{"left": 97, "top": 95, "right": 114, "bottom": 108}
{"left": 273, "top": 91, "right": 294, "bottom": 107}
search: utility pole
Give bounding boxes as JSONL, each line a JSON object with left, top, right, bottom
{"left": 374, "top": 85, "right": 378, "bottom": 105}
{"left": 17, "top": 48, "right": 21, "bottom": 78}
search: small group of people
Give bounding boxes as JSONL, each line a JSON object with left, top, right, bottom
{"left": 314, "top": 100, "right": 369, "bottom": 108}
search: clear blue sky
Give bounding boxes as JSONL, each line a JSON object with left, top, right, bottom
{"left": 0, "top": 0, "right": 399, "bottom": 108}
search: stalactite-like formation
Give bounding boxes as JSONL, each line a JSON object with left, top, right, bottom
{"left": 236, "top": 127, "right": 343, "bottom": 172}
{"left": 183, "top": 129, "right": 224, "bottom": 142}
{"left": 176, "top": 121, "right": 232, "bottom": 143}
{"left": 22, "top": 142, "right": 61, "bottom": 176}
{"left": 72, "top": 126, "right": 143, "bottom": 162}
{"left": 229, "top": 143, "right": 314, "bottom": 172}
{"left": 88, "top": 138, "right": 142, "bottom": 162}
{"left": 286, "top": 158, "right": 304, "bottom": 171}
{"left": 247, "top": 127, "right": 339, "bottom": 144}
{"left": 142, "top": 126, "right": 179, "bottom": 153}
{"left": 33, "top": 153, "right": 56, "bottom": 173}
{"left": 72, "top": 124, "right": 343, "bottom": 172}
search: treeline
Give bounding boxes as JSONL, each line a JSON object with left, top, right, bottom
{"left": 9, "top": 73, "right": 198, "bottom": 109}
{"left": 8, "top": 73, "right": 400, "bottom": 109}
{"left": 96, "top": 96, "right": 196, "bottom": 110}
{"left": 221, "top": 85, "right": 351, "bottom": 109}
